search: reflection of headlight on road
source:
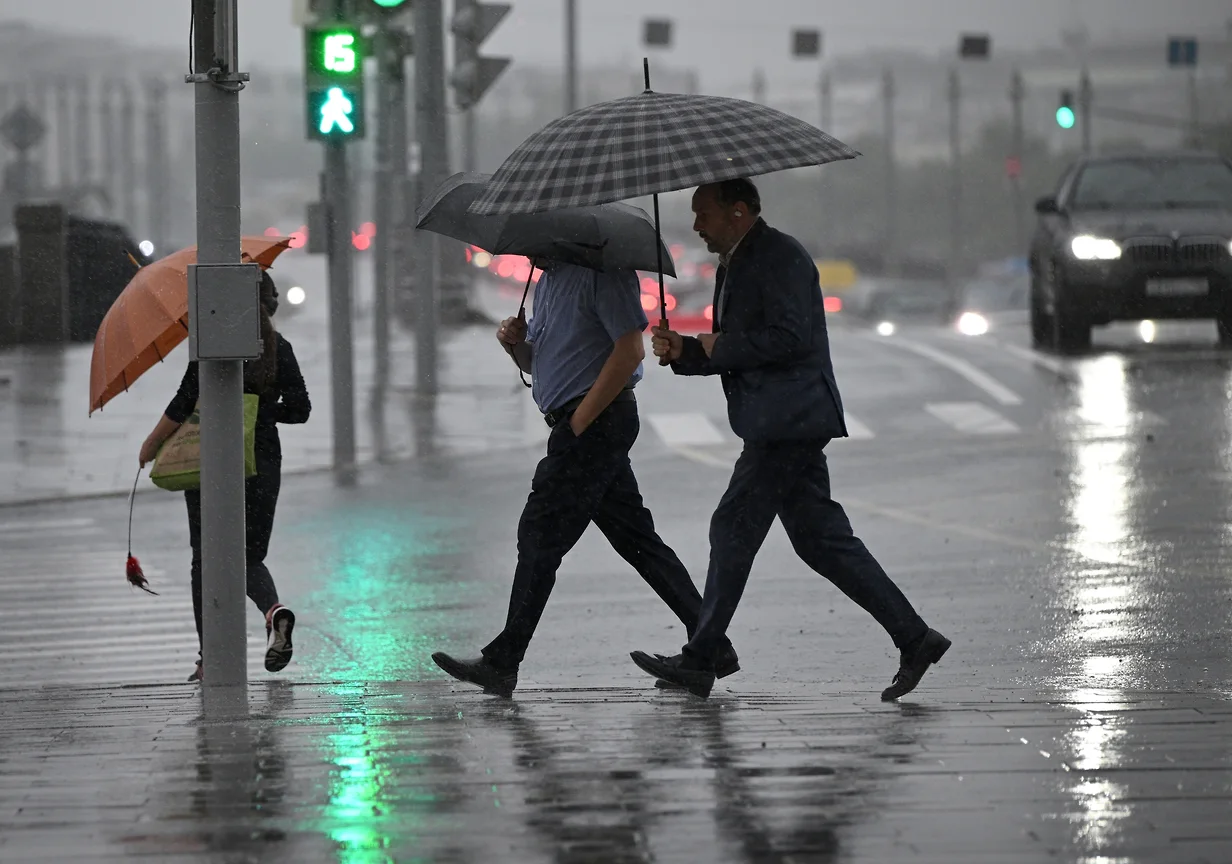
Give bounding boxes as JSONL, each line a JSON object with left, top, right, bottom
{"left": 287, "top": 286, "right": 306, "bottom": 306}
{"left": 876, "top": 321, "right": 895, "bottom": 337}
{"left": 1070, "top": 235, "right": 1122, "bottom": 260}
{"left": 1139, "top": 319, "right": 1155, "bottom": 343}
{"left": 957, "top": 311, "right": 989, "bottom": 336}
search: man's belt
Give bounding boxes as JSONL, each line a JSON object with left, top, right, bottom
{"left": 544, "top": 388, "right": 636, "bottom": 428}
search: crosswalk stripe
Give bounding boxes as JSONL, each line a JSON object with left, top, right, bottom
{"left": 647, "top": 412, "right": 726, "bottom": 446}
{"left": 926, "top": 401, "right": 1020, "bottom": 435}
{"left": 841, "top": 412, "right": 874, "bottom": 440}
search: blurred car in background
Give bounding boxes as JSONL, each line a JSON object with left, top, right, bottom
{"left": 841, "top": 276, "right": 954, "bottom": 332}
{"left": 953, "top": 267, "right": 1030, "bottom": 336}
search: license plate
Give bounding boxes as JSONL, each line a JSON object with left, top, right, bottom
{"left": 1145, "top": 277, "right": 1208, "bottom": 296}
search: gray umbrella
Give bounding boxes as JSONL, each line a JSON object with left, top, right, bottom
{"left": 415, "top": 171, "right": 676, "bottom": 277}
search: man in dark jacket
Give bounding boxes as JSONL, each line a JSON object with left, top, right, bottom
{"left": 630, "top": 179, "right": 950, "bottom": 700}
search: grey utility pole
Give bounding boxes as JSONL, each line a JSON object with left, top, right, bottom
{"left": 189, "top": 0, "right": 255, "bottom": 689}
{"left": 1009, "top": 69, "right": 1026, "bottom": 250}
{"left": 373, "top": 27, "right": 410, "bottom": 423}
{"left": 119, "top": 81, "right": 137, "bottom": 230}
{"left": 100, "top": 84, "right": 117, "bottom": 220}
{"left": 74, "top": 78, "right": 91, "bottom": 189}
{"left": 414, "top": 0, "right": 448, "bottom": 392}
{"left": 882, "top": 67, "right": 897, "bottom": 276}
{"left": 564, "top": 0, "right": 578, "bottom": 113}
{"left": 145, "top": 79, "right": 170, "bottom": 254}
{"left": 820, "top": 72, "right": 832, "bottom": 131}
{"left": 947, "top": 67, "right": 961, "bottom": 289}
{"left": 751, "top": 68, "right": 767, "bottom": 104}
{"left": 55, "top": 79, "right": 72, "bottom": 190}
{"left": 1078, "top": 66, "right": 1093, "bottom": 153}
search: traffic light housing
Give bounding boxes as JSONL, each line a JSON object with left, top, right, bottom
{"left": 451, "top": 1, "right": 511, "bottom": 112}
{"left": 304, "top": 25, "right": 366, "bottom": 140}
{"left": 1056, "top": 89, "right": 1076, "bottom": 129}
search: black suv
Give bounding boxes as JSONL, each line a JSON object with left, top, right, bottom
{"left": 1029, "top": 151, "right": 1232, "bottom": 351}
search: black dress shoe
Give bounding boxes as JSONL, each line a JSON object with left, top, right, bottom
{"left": 881, "top": 628, "right": 951, "bottom": 701}
{"left": 653, "top": 644, "right": 739, "bottom": 688}
{"left": 630, "top": 650, "right": 715, "bottom": 699}
{"left": 432, "top": 652, "right": 518, "bottom": 698}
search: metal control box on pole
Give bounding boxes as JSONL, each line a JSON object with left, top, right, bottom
{"left": 188, "top": 0, "right": 254, "bottom": 689}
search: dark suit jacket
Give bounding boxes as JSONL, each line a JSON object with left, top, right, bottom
{"left": 671, "top": 218, "right": 848, "bottom": 443}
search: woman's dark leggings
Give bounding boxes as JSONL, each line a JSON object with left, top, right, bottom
{"left": 185, "top": 466, "right": 282, "bottom": 653}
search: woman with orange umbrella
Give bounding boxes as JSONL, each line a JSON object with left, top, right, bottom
{"left": 137, "top": 272, "right": 311, "bottom": 682}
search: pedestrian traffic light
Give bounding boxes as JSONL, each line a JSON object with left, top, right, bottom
{"left": 451, "top": 0, "right": 511, "bottom": 112}
{"left": 1056, "top": 89, "right": 1076, "bottom": 129}
{"left": 363, "top": 0, "right": 410, "bottom": 17}
{"left": 303, "top": 25, "right": 366, "bottom": 140}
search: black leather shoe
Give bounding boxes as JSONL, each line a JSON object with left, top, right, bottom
{"left": 432, "top": 652, "right": 518, "bottom": 698}
{"left": 881, "top": 629, "right": 951, "bottom": 701}
{"left": 653, "top": 644, "right": 739, "bottom": 689}
{"left": 631, "top": 650, "right": 715, "bottom": 699}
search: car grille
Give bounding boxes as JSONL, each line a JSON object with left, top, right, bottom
{"left": 1123, "top": 238, "right": 1230, "bottom": 267}
{"left": 1125, "top": 242, "right": 1172, "bottom": 265}
{"left": 1178, "top": 241, "right": 1228, "bottom": 266}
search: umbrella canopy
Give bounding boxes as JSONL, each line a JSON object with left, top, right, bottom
{"left": 468, "top": 90, "right": 860, "bottom": 216}
{"left": 416, "top": 172, "right": 676, "bottom": 277}
{"left": 89, "top": 236, "right": 292, "bottom": 415}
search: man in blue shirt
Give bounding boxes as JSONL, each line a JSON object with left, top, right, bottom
{"left": 432, "top": 261, "right": 738, "bottom": 697}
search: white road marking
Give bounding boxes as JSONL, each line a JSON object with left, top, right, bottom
{"left": 989, "top": 340, "right": 1072, "bottom": 377}
{"left": 0, "top": 517, "right": 98, "bottom": 535}
{"left": 926, "top": 402, "right": 1020, "bottom": 435}
{"left": 647, "top": 412, "right": 726, "bottom": 446}
{"left": 841, "top": 412, "right": 874, "bottom": 440}
{"left": 862, "top": 333, "right": 1023, "bottom": 405}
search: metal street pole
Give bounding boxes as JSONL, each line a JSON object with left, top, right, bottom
{"left": 752, "top": 68, "right": 766, "bottom": 104}
{"left": 1186, "top": 67, "right": 1201, "bottom": 147}
{"left": 414, "top": 0, "right": 447, "bottom": 388}
{"left": 101, "top": 83, "right": 117, "bottom": 219}
{"left": 882, "top": 67, "right": 897, "bottom": 276}
{"left": 119, "top": 80, "right": 137, "bottom": 229}
{"left": 55, "top": 79, "right": 72, "bottom": 189}
{"left": 1009, "top": 68, "right": 1026, "bottom": 251}
{"left": 947, "top": 67, "right": 962, "bottom": 293}
{"left": 564, "top": 0, "right": 577, "bottom": 113}
{"left": 74, "top": 78, "right": 91, "bottom": 188}
{"left": 191, "top": 0, "right": 248, "bottom": 689}
{"left": 820, "top": 72, "right": 832, "bottom": 131}
{"left": 145, "top": 79, "right": 169, "bottom": 254}
{"left": 1078, "top": 65, "right": 1093, "bottom": 154}
{"left": 373, "top": 28, "right": 396, "bottom": 405}
{"left": 326, "top": 138, "right": 356, "bottom": 480}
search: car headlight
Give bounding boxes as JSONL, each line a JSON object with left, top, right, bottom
{"left": 1070, "top": 235, "right": 1122, "bottom": 260}
{"left": 956, "top": 311, "right": 989, "bottom": 336}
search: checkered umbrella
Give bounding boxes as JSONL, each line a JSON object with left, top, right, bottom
{"left": 468, "top": 61, "right": 859, "bottom": 339}
{"left": 468, "top": 86, "right": 858, "bottom": 218}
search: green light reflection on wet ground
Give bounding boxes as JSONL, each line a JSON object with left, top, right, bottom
{"left": 291, "top": 503, "right": 473, "bottom": 682}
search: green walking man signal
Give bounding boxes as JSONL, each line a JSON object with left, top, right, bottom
{"left": 304, "top": 26, "right": 366, "bottom": 140}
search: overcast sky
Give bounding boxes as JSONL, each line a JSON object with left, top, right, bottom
{"left": 1, "top": 0, "right": 1229, "bottom": 89}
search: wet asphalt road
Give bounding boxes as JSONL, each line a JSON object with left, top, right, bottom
{"left": 3, "top": 315, "right": 1232, "bottom": 862}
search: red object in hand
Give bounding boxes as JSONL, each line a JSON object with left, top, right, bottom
{"left": 126, "top": 554, "right": 157, "bottom": 595}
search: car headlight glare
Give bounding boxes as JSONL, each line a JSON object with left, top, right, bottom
{"left": 1070, "top": 235, "right": 1122, "bottom": 260}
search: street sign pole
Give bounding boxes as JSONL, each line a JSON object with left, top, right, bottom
{"left": 882, "top": 67, "right": 897, "bottom": 276}
{"left": 414, "top": 0, "right": 447, "bottom": 391}
{"left": 564, "top": 0, "right": 577, "bottom": 113}
{"left": 189, "top": 0, "right": 250, "bottom": 689}
{"left": 1078, "top": 66, "right": 1093, "bottom": 154}
{"left": 1009, "top": 68, "right": 1026, "bottom": 249}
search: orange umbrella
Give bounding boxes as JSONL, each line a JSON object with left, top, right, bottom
{"left": 89, "top": 236, "right": 292, "bottom": 415}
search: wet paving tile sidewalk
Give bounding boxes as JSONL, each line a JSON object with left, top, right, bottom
{"left": 2, "top": 680, "right": 1230, "bottom": 863}
{"left": 0, "top": 306, "right": 548, "bottom": 506}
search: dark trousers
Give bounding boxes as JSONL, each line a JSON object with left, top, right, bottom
{"left": 683, "top": 439, "right": 928, "bottom": 667}
{"left": 185, "top": 462, "right": 282, "bottom": 653}
{"left": 482, "top": 401, "right": 727, "bottom": 667}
